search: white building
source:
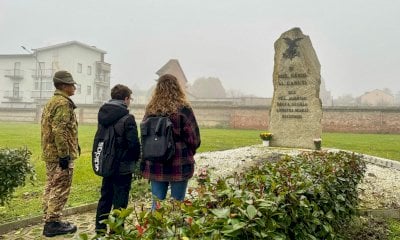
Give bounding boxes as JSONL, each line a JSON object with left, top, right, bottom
{"left": 358, "top": 89, "right": 395, "bottom": 106}
{"left": 0, "top": 41, "right": 111, "bottom": 107}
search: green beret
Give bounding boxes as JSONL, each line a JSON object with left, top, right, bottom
{"left": 53, "top": 70, "right": 77, "bottom": 85}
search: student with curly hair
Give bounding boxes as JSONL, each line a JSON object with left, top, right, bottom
{"left": 141, "top": 74, "right": 201, "bottom": 209}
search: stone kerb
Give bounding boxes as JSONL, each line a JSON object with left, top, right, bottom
{"left": 0, "top": 203, "right": 97, "bottom": 235}
{"left": 269, "top": 27, "right": 322, "bottom": 149}
{"left": 328, "top": 148, "right": 400, "bottom": 170}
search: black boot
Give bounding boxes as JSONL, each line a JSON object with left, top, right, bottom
{"left": 43, "top": 221, "right": 77, "bottom": 237}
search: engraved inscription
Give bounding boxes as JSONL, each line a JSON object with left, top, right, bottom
{"left": 290, "top": 73, "right": 307, "bottom": 78}
{"left": 278, "top": 72, "right": 308, "bottom": 86}
{"left": 278, "top": 73, "right": 307, "bottom": 79}
{"left": 277, "top": 86, "right": 309, "bottom": 118}
{"left": 282, "top": 114, "right": 302, "bottom": 119}
{"left": 278, "top": 80, "right": 307, "bottom": 86}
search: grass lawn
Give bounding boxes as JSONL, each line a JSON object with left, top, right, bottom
{"left": 0, "top": 123, "right": 100, "bottom": 223}
{"left": 322, "top": 132, "right": 400, "bottom": 160}
{"left": 0, "top": 122, "right": 399, "bottom": 224}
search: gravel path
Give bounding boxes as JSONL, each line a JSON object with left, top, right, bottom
{"left": 193, "top": 145, "right": 400, "bottom": 210}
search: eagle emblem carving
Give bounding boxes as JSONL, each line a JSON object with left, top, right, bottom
{"left": 283, "top": 37, "right": 303, "bottom": 60}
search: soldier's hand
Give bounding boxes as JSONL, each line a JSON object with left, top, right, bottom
{"left": 59, "top": 156, "right": 71, "bottom": 170}
{"left": 78, "top": 145, "right": 81, "bottom": 156}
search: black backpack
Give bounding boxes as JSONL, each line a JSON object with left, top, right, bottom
{"left": 140, "top": 116, "right": 175, "bottom": 162}
{"left": 92, "top": 115, "right": 129, "bottom": 177}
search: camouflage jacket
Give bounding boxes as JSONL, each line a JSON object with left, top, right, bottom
{"left": 41, "top": 90, "right": 79, "bottom": 162}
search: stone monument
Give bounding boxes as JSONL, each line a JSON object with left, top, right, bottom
{"left": 269, "top": 27, "right": 322, "bottom": 149}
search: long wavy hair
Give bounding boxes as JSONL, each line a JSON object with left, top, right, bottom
{"left": 145, "top": 74, "right": 190, "bottom": 116}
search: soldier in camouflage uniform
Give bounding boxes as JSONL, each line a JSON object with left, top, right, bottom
{"left": 41, "top": 70, "right": 80, "bottom": 237}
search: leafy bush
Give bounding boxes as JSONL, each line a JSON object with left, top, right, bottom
{"left": 81, "top": 151, "right": 366, "bottom": 239}
{"left": 0, "top": 147, "right": 36, "bottom": 206}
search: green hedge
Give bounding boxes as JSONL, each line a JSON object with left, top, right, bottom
{"left": 84, "top": 151, "right": 366, "bottom": 240}
{"left": 0, "top": 148, "right": 35, "bottom": 206}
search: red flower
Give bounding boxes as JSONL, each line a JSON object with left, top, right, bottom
{"left": 185, "top": 217, "right": 193, "bottom": 225}
{"left": 136, "top": 224, "right": 144, "bottom": 236}
{"left": 183, "top": 199, "right": 193, "bottom": 206}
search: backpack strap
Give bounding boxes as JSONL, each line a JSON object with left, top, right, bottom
{"left": 114, "top": 114, "right": 130, "bottom": 137}
{"left": 155, "top": 117, "right": 164, "bottom": 135}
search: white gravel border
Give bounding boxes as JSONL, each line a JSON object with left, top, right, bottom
{"left": 193, "top": 145, "right": 400, "bottom": 210}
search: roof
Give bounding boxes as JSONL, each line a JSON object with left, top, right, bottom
{"left": 156, "top": 59, "right": 188, "bottom": 83}
{"left": 33, "top": 41, "right": 107, "bottom": 54}
{"left": 360, "top": 89, "right": 394, "bottom": 97}
{"left": 0, "top": 54, "right": 34, "bottom": 58}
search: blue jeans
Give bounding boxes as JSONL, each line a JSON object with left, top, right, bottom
{"left": 151, "top": 180, "right": 188, "bottom": 210}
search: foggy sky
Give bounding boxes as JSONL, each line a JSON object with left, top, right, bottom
{"left": 1, "top": 0, "right": 399, "bottom": 98}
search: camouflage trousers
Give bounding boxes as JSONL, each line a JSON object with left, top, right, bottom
{"left": 43, "top": 161, "right": 74, "bottom": 222}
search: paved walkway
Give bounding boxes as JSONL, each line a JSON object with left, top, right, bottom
{"left": 0, "top": 210, "right": 96, "bottom": 240}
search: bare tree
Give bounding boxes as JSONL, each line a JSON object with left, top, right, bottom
{"left": 334, "top": 94, "right": 357, "bottom": 106}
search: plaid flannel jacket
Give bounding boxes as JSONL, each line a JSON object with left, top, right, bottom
{"left": 141, "top": 106, "right": 201, "bottom": 182}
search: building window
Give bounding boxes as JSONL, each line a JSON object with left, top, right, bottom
{"left": 13, "top": 82, "right": 20, "bottom": 97}
{"left": 77, "top": 63, "right": 82, "bottom": 73}
{"left": 39, "top": 62, "right": 45, "bottom": 71}
{"left": 14, "top": 62, "right": 21, "bottom": 76}
{"left": 14, "top": 62, "right": 21, "bottom": 69}
{"left": 76, "top": 84, "right": 81, "bottom": 94}
{"left": 45, "top": 81, "right": 53, "bottom": 90}
{"left": 87, "top": 86, "right": 91, "bottom": 95}
{"left": 87, "top": 66, "right": 92, "bottom": 75}
{"left": 52, "top": 61, "right": 59, "bottom": 71}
